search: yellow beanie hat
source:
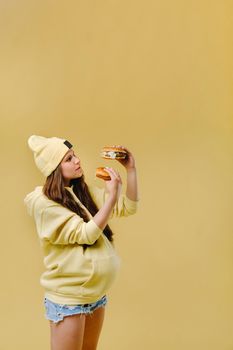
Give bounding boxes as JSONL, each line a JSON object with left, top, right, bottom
{"left": 28, "top": 135, "right": 73, "bottom": 177}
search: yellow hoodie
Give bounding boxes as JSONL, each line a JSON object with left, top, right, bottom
{"left": 24, "top": 185, "right": 138, "bottom": 305}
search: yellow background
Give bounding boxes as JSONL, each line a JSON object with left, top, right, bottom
{"left": 0, "top": 1, "right": 233, "bottom": 349}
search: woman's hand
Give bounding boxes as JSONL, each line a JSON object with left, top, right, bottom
{"left": 104, "top": 167, "right": 122, "bottom": 200}
{"left": 93, "top": 168, "right": 122, "bottom": 230}
{"left": 112, "top": 145, "right": 136, "bottom": 170}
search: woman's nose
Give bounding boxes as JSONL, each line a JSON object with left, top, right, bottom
{"left": 74, "top": 156, "right": 80, "bottom": 164}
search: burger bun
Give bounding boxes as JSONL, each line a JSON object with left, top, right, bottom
{"left": 95, "top": 167, "right": 111, "bottom": 181}
{"left": 101, "top": 146, "right": 127, "bottom": 160}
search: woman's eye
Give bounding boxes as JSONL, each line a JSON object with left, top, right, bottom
{"left": 67, "top": 156, "right": 72, "bottom": 161}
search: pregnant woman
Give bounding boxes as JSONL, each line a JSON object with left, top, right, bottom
{"left": 24, "top": 135, "right": 139, "bottom": 350}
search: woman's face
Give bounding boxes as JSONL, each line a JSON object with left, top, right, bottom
{"left": 60, "top": 149, "right": 83, "bottom": 185}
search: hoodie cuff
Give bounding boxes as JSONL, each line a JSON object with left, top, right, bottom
{"left": 85, "top": 219, "right": 103, "bottom": 244}
{"left": 125, "top": 196, "right": 139, "bottom": 213}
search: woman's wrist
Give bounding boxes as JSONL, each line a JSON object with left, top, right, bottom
{"left": 107, "top": 192, "right": 118, "bottom": 204}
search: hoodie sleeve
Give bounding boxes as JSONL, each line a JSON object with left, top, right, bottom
{"left": 89, "top": 185, "right": 139, "bottom": 218}
{"left": 40, "top": 204, "right": 103, "bottom": 245}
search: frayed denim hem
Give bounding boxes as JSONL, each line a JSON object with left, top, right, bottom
{"left": 43, "top": 295, "right": 108, "bottom": 324}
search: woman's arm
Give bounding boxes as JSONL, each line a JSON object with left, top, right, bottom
{"left": 39, "top": 169, "right": 121, "bottom": 245}
{"left": 92, "top": 192, "right": 118, "bottom": 230}
{"left": 89, "top": 145, "right": 139, "bottom": 220}
{"left": 115, "top": 145, "right": 139, "bottom": 201}
{"left": 126, "top": 167, "right": 139, "bottom": 201}
{"left": 92, "top": 167, "right": 122, "bottom": 230}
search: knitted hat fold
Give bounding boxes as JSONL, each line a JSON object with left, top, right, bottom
{"left": 28, "top": 135, "right": 73, "bottom": 177}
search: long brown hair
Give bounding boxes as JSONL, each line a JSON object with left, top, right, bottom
{"left": 43, "top": 165, "right": 114, "bottom": 243}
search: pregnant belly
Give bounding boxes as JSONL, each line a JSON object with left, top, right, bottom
{"left": 81, "top": 254, "right": 121, "bottom": 297}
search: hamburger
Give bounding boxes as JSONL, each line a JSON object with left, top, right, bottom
{"left": 95, "top": 167, "right": 111, "bottom": 181}
{"left": 101, "top": 146, "right": 127, "bottom": 160}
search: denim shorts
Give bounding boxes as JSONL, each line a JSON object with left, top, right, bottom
{"left": 43, "top": 295, "right": 108, "bottom": 324}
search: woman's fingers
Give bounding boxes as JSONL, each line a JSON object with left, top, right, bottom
{"left": 104, "top": 167, "right": 119, "bottom": 177}
{"left": 104, "top": 167, "right": 121, "bottom": 182}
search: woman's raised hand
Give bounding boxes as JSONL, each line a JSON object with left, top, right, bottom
{"left": 104, "top": 167, "right": 122, "bottom": 200}
{"left": 92, "top": 167, "right": 122, "bottom": 230}
{"left": 112, "top": 145, "right": 136, "bottom": 170}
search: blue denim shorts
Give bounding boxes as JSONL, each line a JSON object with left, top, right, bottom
{"left": 44, "top": 295, "right": 108, "bottom": 324}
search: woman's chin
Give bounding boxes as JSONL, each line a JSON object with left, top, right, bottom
{"left": 75, "top": 171, "right": 83, "bottom": 178}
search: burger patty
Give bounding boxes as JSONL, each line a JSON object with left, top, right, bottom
{"left": 101, "top": 151, "right": 126, "bottom": 158}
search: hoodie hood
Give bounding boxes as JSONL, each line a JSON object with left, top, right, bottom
{"left": 24, "top": 186, "right": 44, "bottom": 216}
